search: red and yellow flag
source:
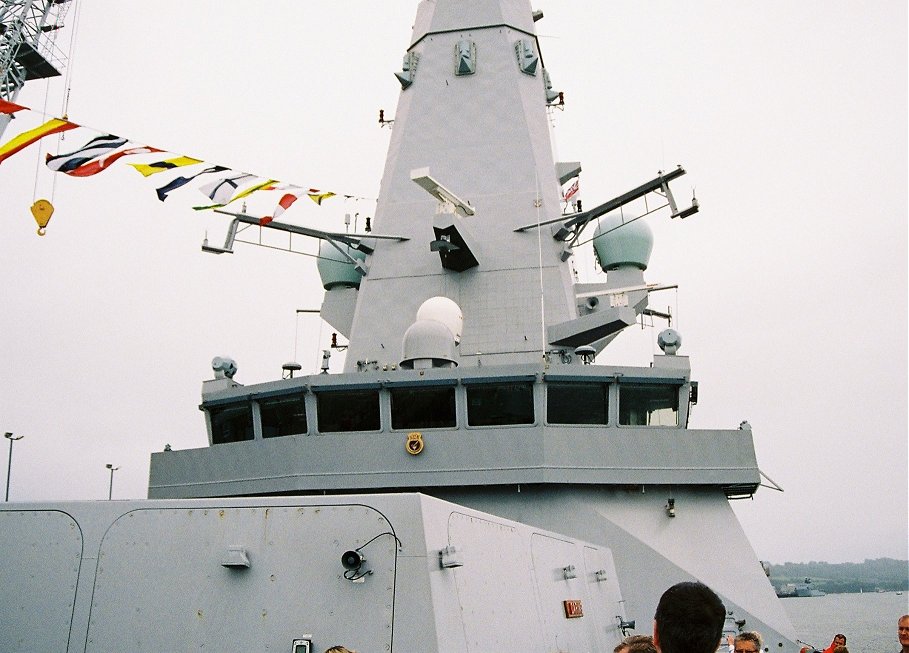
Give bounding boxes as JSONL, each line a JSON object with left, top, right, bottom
{"left": 0, "top": 118, "right": 78, "bottom": 165}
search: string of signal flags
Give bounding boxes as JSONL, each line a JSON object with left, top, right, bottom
{"left": 0, "top": 98, "right": 370, "bottom": 235}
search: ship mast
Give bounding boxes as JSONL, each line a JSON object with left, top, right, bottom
{"left": 0, "top": 0, "right": 72, "bottom": 137}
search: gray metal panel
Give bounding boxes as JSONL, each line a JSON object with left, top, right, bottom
{"left": 435, "top": 485, "right": 799, "bottom": 651}
{"left": 409, "top": 0, "right": 537, "bottom": 46}
{"left": 85, "top": 504, "right": 398, "bottom": 652}
{"left": 0, "top": 493, "right": 637, "bottom": 653}
{"left": 0, "top": 510, "right": 82, "bottom": 653}
{"left": 148, "top": 426, "right": 759, "bottom": 498}
{"left": 448, "top": 512, "right": 544, "bottom": 651}
{"left": 529, "top": 532, "right": 602, "bottom": 652}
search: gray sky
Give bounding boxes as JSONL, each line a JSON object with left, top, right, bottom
{"left": 0, "top": 1, "right": 905, "bottom": 565}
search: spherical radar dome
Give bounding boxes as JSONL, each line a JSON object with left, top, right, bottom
{"left": 593, "top": 213, "right": 654, "bottom": 271}
{"left": 316, "top": 241, "right": 367, "bottom": 290}
{"left": 416, "top": 296, "right": 463, "bottom": 345}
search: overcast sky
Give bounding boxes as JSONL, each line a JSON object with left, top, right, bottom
{"left": 0, "top": 1, "right": 905, "bottom": 565}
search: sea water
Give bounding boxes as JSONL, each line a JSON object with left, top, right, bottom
{"left": 781, "top": 591, "right": 908, "bottom": 653}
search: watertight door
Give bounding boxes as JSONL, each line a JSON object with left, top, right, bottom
{"left": 0, "top": 510, "right": 83, "bottom": 653}
{"left": 84, "top": 504, "right": 396, "bottom": 652}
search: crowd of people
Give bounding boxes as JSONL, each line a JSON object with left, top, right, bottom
{"left": 321, "top": 587, "right": 909, "bottom": 653}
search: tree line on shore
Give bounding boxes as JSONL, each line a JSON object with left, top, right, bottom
{"left": 767, "top": 557, "right": 908, "bottom": 594}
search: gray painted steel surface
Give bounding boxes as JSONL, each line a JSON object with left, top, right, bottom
{"left": 0, "top": 495, "right": 629, "bottom": 653}
{"left": 0, "top": 1, "right": 802, "bottom": 651}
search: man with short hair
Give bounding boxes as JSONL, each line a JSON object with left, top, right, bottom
{"left": 733, "top": 631, "right": 763, "bottom": 653}
{"left": 898, "top": 614, "right": 909, "bottom": 653}
{"left": 652, "top": 582, "right": 726, "bottom": 653}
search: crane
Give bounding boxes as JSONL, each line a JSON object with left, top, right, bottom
{"left": 0, "top": 0, "right": 73, "bottom": 138}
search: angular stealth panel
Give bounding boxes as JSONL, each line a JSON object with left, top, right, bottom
{"left": 455, "top": 39, "right": 476, "bottom": 75}
{"left": 514, "top": 38, "right": 539, "bottom": 75}
{"left": 395, "top": 52, "right": 420, "bottom": 89}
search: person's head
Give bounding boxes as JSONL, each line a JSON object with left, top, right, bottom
{"left": 831, "top": 634, "right": 846, "bottom": 647}
{"left": 615, "top": 634, "right": 657, "bottom": 653}
{"left": 832, "top": 646, "right": 848, "bottom": 653}
{"left": 324, "top": 647, "right": 356, "bottom": 653}
{"left": 653, "top": 582, "right": 725, "bottom": 653}
{"left": 734, "top": 631, "right": 763, "bottom": 653}
{"left": 898, "top": 615, "right": 909, "bottom": 650}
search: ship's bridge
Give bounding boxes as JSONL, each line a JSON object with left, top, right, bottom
{"left": 148, "top": 357, "right": 760, "bottom": 500}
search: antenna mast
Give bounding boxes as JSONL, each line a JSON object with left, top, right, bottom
{"left": 0, "top": 0, "right": 73, "bottom": 137}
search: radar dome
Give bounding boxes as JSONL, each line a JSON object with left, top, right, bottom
{"left": 416, "top": 296, "right": 463, "bottom": 345}
{"left": 592, "top": 213, "right": 653, "bottom": 271}
{"left": 400, "top": 319, "right": 458, "bottom": 369}
{"left": 316, "top": 241, "right": 367, "bottom": 290}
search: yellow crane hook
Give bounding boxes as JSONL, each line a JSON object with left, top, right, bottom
{"left": 30, "top": 199, "right": 54, "bottom": 236}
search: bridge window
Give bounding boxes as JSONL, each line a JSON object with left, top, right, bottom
{"left": 547, "top": 382, "right": 609, "bottom": 424}
{"left": 317, "top": 390, "right": 380, "bottom": 432}
{"left": 619, "top": 383, "right": 679, "bottom": 426}
{"left": 390, "top": 386, "right": 456, "bottom": 430}
{"left": 260, "top": 395, "right": 308, "bottom": 437}
{"left": 466, "top": 382, "right": 534, "bottom": 426}
{"left": 208, "top": 404, "right": 254, "bottom": 444}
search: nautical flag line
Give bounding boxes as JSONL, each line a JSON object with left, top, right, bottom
{"left": 1, "top": 100, "right": 375, "bottom": 222}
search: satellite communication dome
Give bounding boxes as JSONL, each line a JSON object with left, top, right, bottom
{"left": 400, "top": 319, "right": 458, "bottom": 369}
{"left": 316, "top": 241, "right": 368, "bottom": 290}
{"left": 416, "top": 297, "right": 463, "bottom": 345}
{"left": 592, "top": 213, "right": 654, "bottom": 271}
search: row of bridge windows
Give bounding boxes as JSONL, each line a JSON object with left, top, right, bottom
{"left": 207, "top": 382, "right": 681, "bottom": 445}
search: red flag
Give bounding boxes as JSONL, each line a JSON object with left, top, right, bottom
{"left": 0, "top": 99, "right": 27, "bottom": 115}
{"left": 261, "top": 191, "right": 301, "bottom": 224}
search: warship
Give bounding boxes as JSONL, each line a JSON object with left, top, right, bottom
{"left": 0, "top": 1, "right": 801, "bottom": 651}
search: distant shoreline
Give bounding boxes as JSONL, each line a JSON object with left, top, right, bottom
{"left": 765, "top": 557, "right": 908, "bottom": 595}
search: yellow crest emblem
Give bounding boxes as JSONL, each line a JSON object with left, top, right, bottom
{"left": 405, "top": 432, "right": 424, "bottom": 455}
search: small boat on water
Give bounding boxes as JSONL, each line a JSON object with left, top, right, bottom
{"left": 777, "top": 579, "right": 826, "bottom": 598}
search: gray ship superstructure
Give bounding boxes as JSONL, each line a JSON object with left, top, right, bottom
{"left": 0, "top": 2, "right": 799, "bottom": 651}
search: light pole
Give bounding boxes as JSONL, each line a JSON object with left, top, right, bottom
{"left": 105, "top": 463, "right": 119, "bottom": 500}
{"left": 5, "top": 432, "right": 24, "bottom": 502}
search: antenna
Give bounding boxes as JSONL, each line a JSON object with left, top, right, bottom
{"left": 410, "top": 168, "right": 475, "bottom": 216}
